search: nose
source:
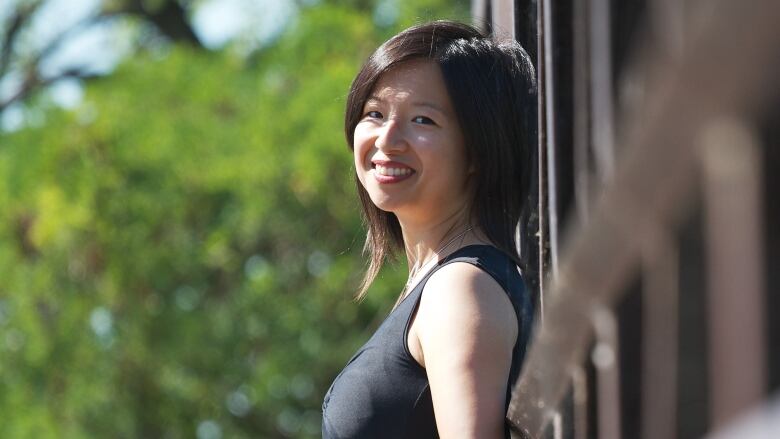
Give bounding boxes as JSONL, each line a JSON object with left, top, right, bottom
{"left": 375, "top": 119, "right": 406, "bottom": 152}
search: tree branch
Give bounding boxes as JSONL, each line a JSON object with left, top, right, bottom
{"left": 0, "top": 67, "right": 98, "bottom": 112}
{"left": 0, "top": 0, "right": 204, "bottom": 114}
{"left": 0, "top": 1, "right": 44, "bottom": 78}
{"left": 120, "top": 0, "right": 203, "bottom": 47}
{"left": 34, "top": 10, "right": 121, "bottom": 67}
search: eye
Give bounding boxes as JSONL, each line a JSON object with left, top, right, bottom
{"left": 364, "top": 110, "right": 383, "bottom": 119}
{"left": 412, "top": 116, "right": 435, "bottom": 125}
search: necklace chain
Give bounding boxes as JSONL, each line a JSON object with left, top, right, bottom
{"left": 403, "top": 226, "right": 473, "bottom": 294}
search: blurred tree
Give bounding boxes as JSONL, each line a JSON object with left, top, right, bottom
{"left": 0, "top": 0, "right": 201, "bottom": 113}
{"left": 0, "top": 0, "right": 467, "bottom": 438}
{"left": 0, "top": 0, "right": 469, "bottom": 115}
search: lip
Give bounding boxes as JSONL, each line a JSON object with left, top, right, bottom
{"left": 370, "top": 159, "right": 416, "bottom": 184}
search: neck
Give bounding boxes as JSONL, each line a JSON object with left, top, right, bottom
{"left": 399, "top": 205, "right": 476, "bottom": 271}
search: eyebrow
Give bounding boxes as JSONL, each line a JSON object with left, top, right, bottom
{"left": 366, "top": 95, "right": 448, "bottom": 115}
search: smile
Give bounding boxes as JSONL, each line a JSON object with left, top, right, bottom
{"left": 375, "top": 165, "right": 412, "bottom": 176}
{"left": 370, "top": 161, "right": 415, "bottom": 184}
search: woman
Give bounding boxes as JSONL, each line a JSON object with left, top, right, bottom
{"left": 322, "top": 20, "right": 537, "bottom": 438}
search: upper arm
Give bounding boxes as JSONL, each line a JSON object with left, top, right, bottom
{"left": 414, "top": 262, "right": 518, "bottom": 439}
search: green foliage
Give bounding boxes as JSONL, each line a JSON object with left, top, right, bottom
{"left": 0, "top": 1, "right": 467, "bottom": 437}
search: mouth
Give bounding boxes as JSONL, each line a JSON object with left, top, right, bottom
{"left": 370, "top": 160, "right": 415, "bottom": 183}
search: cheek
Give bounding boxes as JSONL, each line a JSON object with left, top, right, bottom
{"left": 438, "top": 137, "right": 471, "bottom": 187}
{"left": 353, "top": 149, "right": 367, "bottom": 188}
{"left": 356, "top": 124, "right": 379, "bottom": 161}
{"left": 352, "top": 129, "right": 370, "bottom": 185}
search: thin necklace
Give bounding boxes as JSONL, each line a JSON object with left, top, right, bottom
{"left": 402, "top": 226, "right": 473, "bottom": 295}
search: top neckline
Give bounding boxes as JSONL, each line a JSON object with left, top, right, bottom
{"left": 393, "top": 244, "right": 503, "bottom": 311}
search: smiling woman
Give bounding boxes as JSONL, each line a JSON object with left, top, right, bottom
{"left": 353, "top": 58, "right": 471, "bottom": 226}
{"left": 322, "top": 21, "right": 537, "bottom": 439}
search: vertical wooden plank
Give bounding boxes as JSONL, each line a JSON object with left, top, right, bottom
{"left": 472, "top": 0, "right": 489, "bottom": 33}
{"left": 492, "top": 0, "right": 516, "bottom": 41}
{"left": 676, "top": 209, "right": 710, "bottom": 438}
{"left": 589, "top": 0, "right": 616, "bottom": 181}
{"left": 616, "top": 279, "right": 643, "bottom": 438}
{"left": 552, "top": 410, "right": 563, "bottom": 439}
{"left": 591, "top": 307, "right": 622, "bottom": 439}
{"left": 641, "top": 234, "right": 679, "bottom": 439}
{"left": 760, "top": 101, "right": 780, "bottom": 395}
{"left": 535, "top": 0, "right": 550, "bottom": 316}
{"left": 513, "top": 0, "right": 544, "bottom": 324}
{"left": 701, "top": 118, "right": 767, "bottom": 428}
{"left": 572, "top": 0, "right": 592, "bottom": 223}
{"left": 542, "top": 0, "right": 560, "bottom": 280}
{"left": 513, "top": 0, "right": 539, "bottom": 61}
{"left": 571, "top": 366, "right": 589, "bottom": 439}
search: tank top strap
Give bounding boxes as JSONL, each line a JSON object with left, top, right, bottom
{"left": 397, "top": 245, "right": 513, "bottom": 312}
{"left": 428, "top": 245, "right": 517, "bottom": 295}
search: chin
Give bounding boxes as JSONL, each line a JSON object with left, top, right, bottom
{"left": 368, "top": 193, "right": 406, "bottom": 213}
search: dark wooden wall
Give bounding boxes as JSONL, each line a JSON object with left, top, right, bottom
{"left": 472, "top": 0, "right": 780, "bottom": 437}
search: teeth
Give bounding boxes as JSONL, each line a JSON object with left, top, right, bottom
{"left": 375, "top": 165, "right": 412, "bottom": 176}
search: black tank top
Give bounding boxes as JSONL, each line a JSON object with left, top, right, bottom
{"left": 321, "top": 245, "right": 535, "bottom": 438}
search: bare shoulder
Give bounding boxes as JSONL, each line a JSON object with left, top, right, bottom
{"left": 409, "top": 261, "right": 519, "bottom": 437}
{"left": 415, "top": 261, "right": 518, "bottom": 351}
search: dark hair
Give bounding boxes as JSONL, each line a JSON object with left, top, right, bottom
{"left": 346, "top": 20, "right": 537, "bottom": 299}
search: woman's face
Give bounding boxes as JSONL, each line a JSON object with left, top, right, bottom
{"left": 353, "top": 58, "right": 472, "bottom": 226}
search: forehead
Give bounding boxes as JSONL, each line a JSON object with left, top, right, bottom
{"left": 369, "top": 58, "right": 451, "bottom": 104}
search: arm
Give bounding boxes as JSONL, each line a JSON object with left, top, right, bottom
{"left": 413, "top": 262, "right": 519, "bottom": 439}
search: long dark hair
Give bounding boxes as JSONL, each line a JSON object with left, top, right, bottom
{"left": 345, "top": 20, "right": 537, "bottom": 299}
